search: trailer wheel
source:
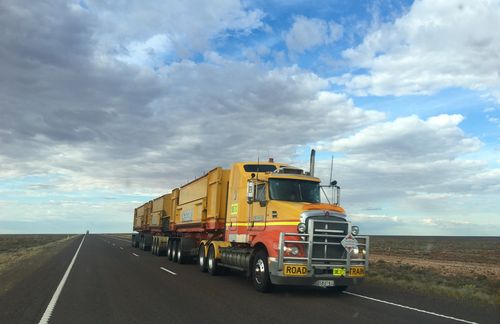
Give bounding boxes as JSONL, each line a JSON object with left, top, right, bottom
{"left": 159, "top": 240, "right": 166, "bottom": 256}
{"left": 167, "top": 239, "right": 172, "bottom": 261}
{"left": 207, "top": 245, "right": 219, "bottom": 276}
{"left": 172, "top": 240, "right": 179, "bottom": 262}
{"left": 198, "top": 244, "right": 207, "bottom": 272}
{"left": 252, "top": 250, "right": 272, "bottom": 292}
{"left": 176, "top": 240, "right": 185, "bottom": 264}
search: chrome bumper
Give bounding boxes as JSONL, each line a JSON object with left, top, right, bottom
{"left": 270, "top": 218, "right": 369, "bottom": 287}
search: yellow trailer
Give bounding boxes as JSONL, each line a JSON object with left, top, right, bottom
{"left": 164, "top": 168, "right": 230, "bottom": 263}
{"left": 150, "top": 194, "right": 172, "bottom": 256}
{"left": 133, "top": 204, "right": 145, "bottom": 232}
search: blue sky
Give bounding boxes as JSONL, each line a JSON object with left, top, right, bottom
{"left": 0, "top": 0, "right": 499, "bottom": 235}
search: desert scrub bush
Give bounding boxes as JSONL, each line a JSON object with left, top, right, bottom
{"left": 368, "top": 259, "right": 499, "bottom": 305}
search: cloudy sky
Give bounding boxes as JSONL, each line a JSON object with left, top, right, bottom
{"left": 1, "top": 0, "right": 499, "bottom": 235}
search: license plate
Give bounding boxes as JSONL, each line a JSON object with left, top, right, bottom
{"left": 349, "top": 266, "right": 365, "bottom": 277}
{"left": 315, "top": 280, "right": 334, "bottom": 287}
{"left": 283, "top": 264, "right": 308, "bottom": 276}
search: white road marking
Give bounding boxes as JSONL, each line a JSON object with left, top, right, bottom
{"left": 160, "top": 267, "right": 177, "bottom": 276}
{"left": 39, "top": 235, "right": 86, "bottom": 324}
{"left": 132, "top": 253, "right": 139, "bottom": 257}
{"left": 343, "top": 291, "right": 478, "bottom": 324}
{"left": 120, "top": 247, "right": 123, "bottom": 250}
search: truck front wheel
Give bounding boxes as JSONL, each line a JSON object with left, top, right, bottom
{"left": 252, "top": 250, "right": 272, "bottom": 292}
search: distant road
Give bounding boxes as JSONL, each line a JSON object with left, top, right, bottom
{"left": 0, "top": 234, "right": 496, "bottom": 324}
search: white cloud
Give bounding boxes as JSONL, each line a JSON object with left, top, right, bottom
{"left": 312, "top": 112, "right": 500, "bottom": 234}
{"left": 326, "top": 114, "right": 481, "bottom": 161}
{"left": 285, "top": 16, "right": 343, "bottom": 53}
{"left": 0, "top": 28, "right": 384, "bottom": 192}
{"left": 116, "top": 34, "right": 173, "bottom": 66}
{"left": 350, "top": 213, "right": 401, "bottom": 223}
{"left": 488, "top": 116, "right": 500, "bottom": 125}
{"left": 88, "top": 0, "right": 265, "bottom": 62}
{"left": 340, "top": 0, "right": 500, "bottom": 101}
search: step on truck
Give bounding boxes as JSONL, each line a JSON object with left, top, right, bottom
{"left": 133, "top": 150, "right": 369, "bottom": 292}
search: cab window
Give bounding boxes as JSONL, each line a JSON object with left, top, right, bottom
{"left": 269, "top": 179, "right": 320, "bottom": 203}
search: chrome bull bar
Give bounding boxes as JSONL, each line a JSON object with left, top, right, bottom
{"left": 278, "top": 219, "right": 369, "bottom": 273}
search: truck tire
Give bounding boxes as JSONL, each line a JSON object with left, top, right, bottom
{"left": 176, "top": 240, "right": 185, "bottom": 264}
{"left": 207, "top": 245, "right": 219, "bottom": 276}
{"left": 167, "top": 240, "right": 173, "bottom": 260}
{"left": 172, "top": 240, "right": 179, "bottom": 262}
{"left": 252, "top": 250, "right": 272, "bottom": 292}
{"left": 198, "top": 244, "right": 208, "bottom": 272}
{"left": 159, "top": 240, "right": 166, "bottom": 256}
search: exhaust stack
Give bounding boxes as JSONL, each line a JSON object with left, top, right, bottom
{"left": 309, "top": 149, "right": 316, "bottom": 177}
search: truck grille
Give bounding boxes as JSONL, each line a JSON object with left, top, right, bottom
{"left": 311, "top": 217, "right": 347, "bottom": 260}
{"left": 278, "top": 218, "right": 369, "bottom": 272}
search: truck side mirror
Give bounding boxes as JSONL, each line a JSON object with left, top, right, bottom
{"left": 247, "top": 181, "right": 255, "bottom": 204}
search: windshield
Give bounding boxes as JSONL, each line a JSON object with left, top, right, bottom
{"left": 269, "top": 178, "right": 320, "bottom": 203}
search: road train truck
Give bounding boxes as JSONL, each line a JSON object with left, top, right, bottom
{"left": 132, "top": 151, "right": 369, "bottom": 292}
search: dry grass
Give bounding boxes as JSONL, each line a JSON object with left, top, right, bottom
{"left": 367, "top": 236, "right": 500, "bottom": 305}
{"left": 0, "top": 234, "right": 77, "bottom": 275}
{"left": 102, "top": 233, "right": 133, "bottom": 241}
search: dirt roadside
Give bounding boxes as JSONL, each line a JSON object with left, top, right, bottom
{"left": 0, "top": 236, "right": 79, "bottom": 296}
{"left": 370, "top": 253, "right": 500, "bottom": 280}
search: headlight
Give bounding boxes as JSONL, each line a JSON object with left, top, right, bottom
{"left": 283, "top": 246, "right": 300, "bottom": 255}
{"left": 352, "top": 247, "right": 365, "bottom": 257}
{"left": 297, "top": 222, "right": 306, "bottom": 233}
{"left": 352, "top": 225, "right": 359, "bottom": 236}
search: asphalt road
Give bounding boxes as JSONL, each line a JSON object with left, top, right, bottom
{"left": 0, "top": 234, "right": 497, "bottom": 324}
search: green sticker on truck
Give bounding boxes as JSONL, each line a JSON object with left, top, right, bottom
{"left": 231, "top": 203, "right": 238, "bottom": 215}
{"left": 333, "top": 267, "right": 346, "bottom": 277}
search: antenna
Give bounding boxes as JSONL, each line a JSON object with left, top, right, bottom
{"left": 256, "top": 153, "right": 260, "bottom": 180}
{"left": 329, "top": 155, "right": 334, "bottom": 184}
{"left": 330, "top": 155, "right": 334, "bottom": 204}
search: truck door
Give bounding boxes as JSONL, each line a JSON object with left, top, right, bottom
{"left": 250, "top": 183, "right": 267, "bottom": 231}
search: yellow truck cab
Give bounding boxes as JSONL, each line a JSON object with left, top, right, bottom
{"left": 218, "top": 161, "right": 368, "bottom": 291}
